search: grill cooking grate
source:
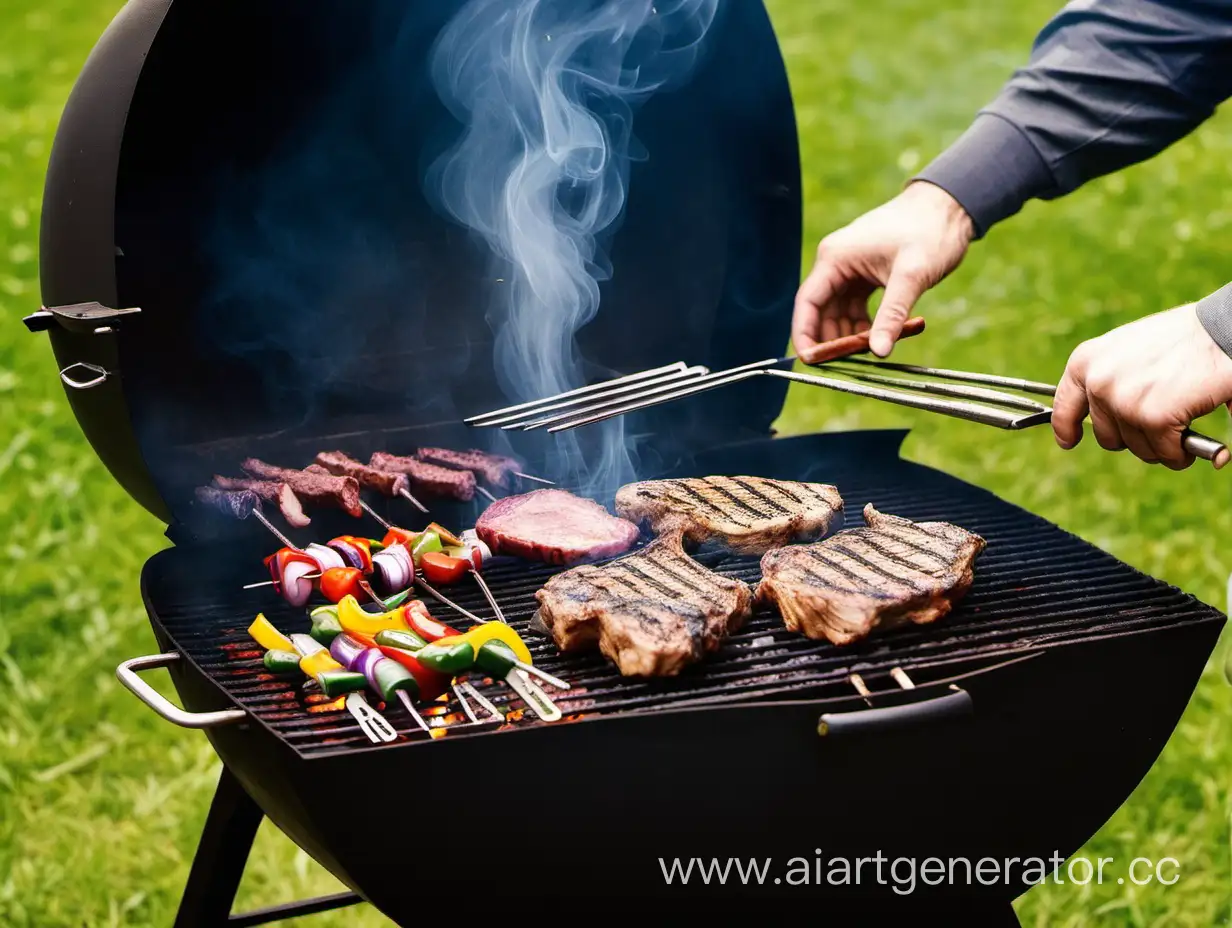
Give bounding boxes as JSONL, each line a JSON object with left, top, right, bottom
{"left": 144, "top": 436, "right": 1223, "bottom": 759}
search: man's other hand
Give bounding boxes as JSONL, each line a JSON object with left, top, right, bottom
{"left": 792, "top": 181, "right": 975, "bottom": 363}
{"left": 1053, "top": 304, "right": 1232, "bottom": 469}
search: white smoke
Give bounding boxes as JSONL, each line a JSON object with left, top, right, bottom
{"left": 427, "top": 0, "right": 718, "bottom": 494}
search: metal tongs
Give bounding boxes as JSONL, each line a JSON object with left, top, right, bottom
{"left": 768, "top": 358, "right": 1228, "bottom": 467}
{"left": 465, "top": 318, "right": 1228, "bottom": 467}
{"left": 465, "top": 320, "right": 927, "bottom": 432}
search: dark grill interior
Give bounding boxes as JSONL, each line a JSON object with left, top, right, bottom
{"left": 143, "top": 431, "right": 1224, "bottom": 760}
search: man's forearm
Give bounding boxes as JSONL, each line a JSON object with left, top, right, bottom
{"left": 914, "top": 0, "right": 1232, "bottom": 238}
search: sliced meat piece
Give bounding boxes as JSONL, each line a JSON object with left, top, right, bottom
{"left": 615, "top": 476, "right": 843, "bottom": 555}
{"left": 368, "top": 452, "right": 476, "bottom": 501}
{"left": 315, "top": 451, "right": 409, "bottom": 498}
{"left": 756, "top": 503, "right": 985, "bottom": 646}
{"left": 211, "top": 476, "right": 310, "bottom": 527}
{"left": 195, "top": 486, "right": 259, "bottom": 520}
{"left": 476, "top": 489, "right": 638, "bottom": 565}
{"left": 239, "top": 458, "right": 362, "bottom": 518}
{"left": 535, "top": 528, "right": 752, "bottom": 676}
{"left": 415, "top": 447, "right": 521, "bottom": 488}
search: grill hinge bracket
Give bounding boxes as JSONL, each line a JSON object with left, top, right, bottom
{"left": 24, "top": 301, "right": 141, "bottom": 334}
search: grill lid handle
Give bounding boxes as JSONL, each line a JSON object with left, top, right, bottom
{"left": 116, "top": 652, "right": 247, "bottom": 729}
{"left": 817, "top": 684, "right": 972, "bottom": 737}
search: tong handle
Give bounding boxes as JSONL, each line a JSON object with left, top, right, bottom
{"left": 1181, "top": 430, "right": 1229, "bottom": 467}
{"left": 798, "top": 316, "right": 926, "bottom": 365}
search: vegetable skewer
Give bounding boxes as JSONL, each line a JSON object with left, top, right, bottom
{"left": 247, "top": 614, "right": 397, "bottom": 744}
{"left": 328, "top": 632, "right": 435, "bottom": 732}
{"left": 330, "top": 595, "right": 502, "bottom": 723}
{"left": 368, "top": 603, "right": 566, "bottom": 721}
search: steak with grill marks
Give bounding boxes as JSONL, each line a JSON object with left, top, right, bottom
{"left": 476, "top": 489, "right": 638, "bottom": 565}
{"left": 535, "top": 527, "right": 753, "bottom": 676}
{"left": 615, "top": 476, "right": 843, "bottom": 555}
{"left": 756, "top": 503, "right": 985, "bottom": 645}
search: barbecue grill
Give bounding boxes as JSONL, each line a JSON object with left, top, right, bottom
{"left": 27, "top": 0, "right": 1225, "bottom": 923}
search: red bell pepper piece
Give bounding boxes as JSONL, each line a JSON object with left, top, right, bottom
{"left": 263, "top": 547, "right": 320, "bottom": 596}
{"left": 381, "top": 526, "right": 418, "bottom": 549}
{"left": 377, "top": 645, "right": 452, "bottom": 700}
{"left": 403, "top": 602, "right": 460, "bottom": 642}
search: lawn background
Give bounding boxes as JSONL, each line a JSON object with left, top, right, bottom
{"left": 1, "top": 0, "right": 1229, "bottom": 925}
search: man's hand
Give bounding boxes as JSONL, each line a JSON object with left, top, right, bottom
{"left": 792, "top": 181, "right": 976, "bottom": 362}
{"left": 1053, "top": 304, "right": 1232, "bottom": 469}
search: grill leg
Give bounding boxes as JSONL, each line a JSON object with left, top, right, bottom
{"left": 173, "top": 766, "right": 263, "bottom": 928}
{"left": 173, "top": 766, "right": 365, "bottom": 927}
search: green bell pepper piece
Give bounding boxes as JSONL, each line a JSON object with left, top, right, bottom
{"left": 316, "top": 669, "right": 367, "bottom": 697}
{"left": 309, "top": 608, "right": 343, "bottom": 645}
{"left": 416, "top": 639, "right": 477, "bottom": 674}
{"left": 372, "top": 658, "right": 416, "bottom": 703}
{"left": 411, "top": 531, "right": 442, "bottom": 564}
{"left": 475, "top": 640, "right": 518, "bottom": 677}
{"left": 374, "top": 628, "right": 428, "bottom": 651}
{"left": 263, "top": 649, "right": 302, "bottom": 674}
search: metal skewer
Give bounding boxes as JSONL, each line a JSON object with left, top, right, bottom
{"left": 830, "top": 357, "right": 1057, "bottom": 396}
{"left": 454, "top": 682, "right": 504, "bottom": 722}
{"left": 398, "top": 487, "right": 429, "bottom": 514}
{"left": 415, "top": 577, "right": 487, "bottom": 624}
{"left": 493, "top": 365, "right": 709, "bottom": 429}
{"left": 252, "top": 510, "right": 296, "bottom": 549}
{"left": 546, "top": 364, "right": 775, "bottom": 433}
{"left": 395, "top": 691, "right": 432, "bottom": 733}
{"left": 468, "top": 568, "right": 505, "bottom": 623}
{"left": 476, "top": 487, "right": 499, "bottom": 504}
{"left": 464, "top": 361, "right": 690, "bottom": 424}
{"left": 359, "top": 499, "right": 391, "bottom": 530}
{"left": 513, "top": 472, "right": 555, "bottom": 486}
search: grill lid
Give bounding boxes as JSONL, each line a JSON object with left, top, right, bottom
{"left": 36, "top": 0, "right": 801, "bottom": 524}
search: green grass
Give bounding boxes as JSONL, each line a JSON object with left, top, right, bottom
{"left": 0, "top": 0, "right": 1229, "bottom": 924}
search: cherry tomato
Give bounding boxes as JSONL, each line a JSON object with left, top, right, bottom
{"left": 419, "top": 551, "right": 471, "bottom": 585}
{"left": 319, "top": 566, "right": 364, "bottom": 603}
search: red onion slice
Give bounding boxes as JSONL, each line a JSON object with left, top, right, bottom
{"left": 306, "top": 543, "right": 345, "bottom": 572}
{"left": 281, "top": 560, "right": 316, "bottom": 608}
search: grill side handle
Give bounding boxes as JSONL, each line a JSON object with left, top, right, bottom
{"left": 117, "top": 652, "right": 247, "bottom": 729}
{"left": 816, "top": 685, "right": 972, "bottom": 737}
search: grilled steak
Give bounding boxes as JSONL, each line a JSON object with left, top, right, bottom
{"left": 195, "top": 486, "right": 259, "bottom": 520}
{"left": 476, "top": 489, "right": 639, "bottom": 565}
{"left": 210, "top": 476, "right": 310, "bottom": 527}
{"left": 615, "top": 476, "right": 843, "bottom": 555}
{"left": 416, "top": 447, "right": 521, "bottom": 488}
{"left": 240, "top": 459, "right": 362, "bottom": 518}
{"left": 368, "top": 452, "right": 476, "bottom": 501}
{"left": 535, "top": 528, "right": 753, "bottom": 675}
{"left": 315, "top": 451, "right": 409, "bottom": 498}
{"left": 756, "top": 503, "right": 985, "bottom": 645}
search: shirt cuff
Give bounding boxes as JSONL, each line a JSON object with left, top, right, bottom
{"left": 913, "top": 113, "right": 1058, "bottom": 239}
{"left": 1196, "top": 282, "right": 1232, "bottom": 358}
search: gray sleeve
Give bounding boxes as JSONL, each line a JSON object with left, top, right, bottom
{"left": 1196, "top": 283, "right": 1232, "bottom": 357}
{"left": 914, "top": 0, "right": 1232, "bottom": 238}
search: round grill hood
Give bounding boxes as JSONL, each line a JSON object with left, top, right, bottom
{"left": 36, "top": 0, "right": 801, "bottom": 525}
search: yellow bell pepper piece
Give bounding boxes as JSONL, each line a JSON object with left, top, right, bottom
{"left": 288, "top": 632, "right": 344, "bottom": 677}
{"left": 336, "top": 595, "right": 411, "bottom": 640}
{"left": 248, "top": 613, "right": 294, "bottom": 652}
{"left": 434, "top": 621, "right": 532, "bottom": 667}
